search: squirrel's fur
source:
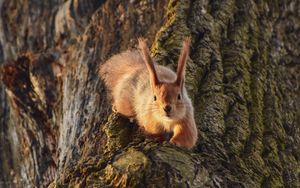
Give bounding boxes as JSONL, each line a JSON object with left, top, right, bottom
{"left": 100, "top": 38, "right": 198, "bottom": 149}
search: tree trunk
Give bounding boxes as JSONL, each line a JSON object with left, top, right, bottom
{"left": 0, "top": 0, "right": 299, "bottom": 187}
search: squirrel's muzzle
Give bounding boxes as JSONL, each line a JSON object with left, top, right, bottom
{"left": 164, "top": 105, "right": 172, "bottom": 113}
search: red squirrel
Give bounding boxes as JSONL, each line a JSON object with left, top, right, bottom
{"left": 100, "top": 38, "right": 198, "bottom": 149}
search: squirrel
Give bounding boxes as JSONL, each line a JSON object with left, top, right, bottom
{"left": 99, "top": 38, "right": 198, "bottom": 149}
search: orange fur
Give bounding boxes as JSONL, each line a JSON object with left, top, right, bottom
{"left": 99, "top": 38, "right": 198, "bottom": 149}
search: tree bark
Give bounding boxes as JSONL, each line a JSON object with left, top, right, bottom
{"left": 0, "top": 0, "right": 299, "bottom": 187}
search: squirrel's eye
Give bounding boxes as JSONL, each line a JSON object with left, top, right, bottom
{"left": 153, "top": 95, "right": 157, "bottom": 101}
{"left": 177, "top": 94, "right": 181, "bottom": 100}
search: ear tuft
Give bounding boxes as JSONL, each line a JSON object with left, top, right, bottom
{"left": 138, "top": 38, "right": 148, "bottom": 51}
{"left": 137, "top": 37, "right": 159, "bottom": 86}
{"left": 175, "top": 36, "right": 191, "bottom": 86}
{"left": 182, "top": 36, "right": 191, "bottom": 49}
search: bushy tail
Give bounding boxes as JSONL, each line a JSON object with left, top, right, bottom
{"left": 99, "top": 50, "right": 144, "bottom": 90}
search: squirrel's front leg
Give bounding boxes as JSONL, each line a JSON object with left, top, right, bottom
{"left": 170, "top": 120, "right": 198, "bottom": 149}
{"left": 142, "top": 122, "right": 167, "bottom": 142}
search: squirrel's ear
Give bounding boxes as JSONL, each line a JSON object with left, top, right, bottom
{"left": 175, "top": 37, "right": 191, "bottom": 86}
{"left": 138, "top": 38, "right": 159, "bottom": 86}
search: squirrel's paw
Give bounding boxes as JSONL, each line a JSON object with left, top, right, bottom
{"left": 129, "top": 117, "right": 134, "bottom": 123}
{"left": 170, "top": 136, "right": 194, "bottom": 149}
{"left": 112, "top": 104, "right": 117, "bottom": 113}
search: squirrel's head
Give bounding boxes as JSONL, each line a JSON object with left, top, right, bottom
{"left": 150, "top": 82, "right": 187, "bottom": 121}
{"left": 138, "top": 37, "right": 191, "bottom": 121}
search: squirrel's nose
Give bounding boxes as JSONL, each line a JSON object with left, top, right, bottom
{"left": 164, "top": 105, "right": 172, "bottom": 113}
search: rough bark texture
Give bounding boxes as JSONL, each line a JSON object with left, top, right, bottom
{"left": 0, "top": 0, "right": 299, "bottom": 187}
